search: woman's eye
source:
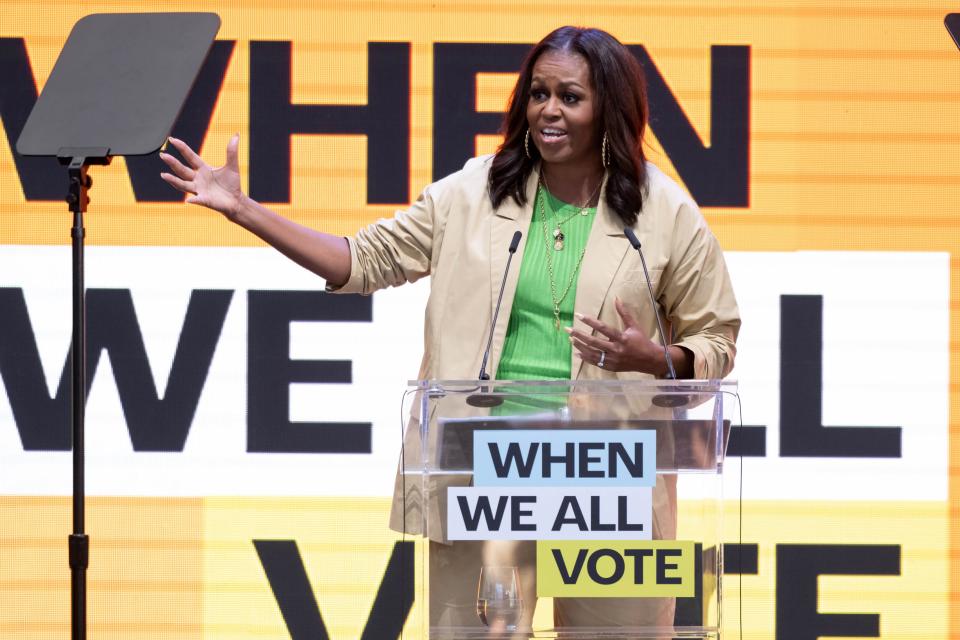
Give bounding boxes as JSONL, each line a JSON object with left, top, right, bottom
{"left": 563, "top": 93, "right": 580, "bottom": 104}
{"left": 531, "top": 89, "right": 546, "bottom": 100}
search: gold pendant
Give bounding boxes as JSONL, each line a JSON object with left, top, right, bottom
{"left": 553, "top": 228, "right": 564, "bottom": 251}
{"left": 554, "top": 306, "right": 561, "bottom": 330}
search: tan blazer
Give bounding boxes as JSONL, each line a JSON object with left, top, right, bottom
{"left": 335, "top": 156, "right": 739, "bottom": 381}
{"left": 333, "top": 156, "right": 740, "bottom": 539}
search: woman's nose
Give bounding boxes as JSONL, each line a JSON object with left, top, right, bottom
{"left": 543, "top": 96, "right": 561, "bottom": 117}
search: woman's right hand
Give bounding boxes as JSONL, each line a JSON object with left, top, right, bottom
{"left": 160, "top": 135, "right": 244, "bottom": 220}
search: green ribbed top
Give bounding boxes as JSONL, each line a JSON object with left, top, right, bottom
{"left": 495, "top": 186, "right": 597, "bottom": 381}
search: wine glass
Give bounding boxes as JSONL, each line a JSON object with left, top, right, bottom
{"left": 476, "top": 566, "right": 524, "bottom": 632}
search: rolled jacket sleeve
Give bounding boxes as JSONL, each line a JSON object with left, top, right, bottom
{"left": 660, "top": 201, "right": 740, "bottom": 380}
{"left": 327, "top": 184, "right": 440, "bottom": 295}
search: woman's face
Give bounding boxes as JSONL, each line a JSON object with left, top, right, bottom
{"left": 526, "top": 49, "right": 601, "bottom": 172}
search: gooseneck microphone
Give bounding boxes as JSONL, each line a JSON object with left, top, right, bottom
{"left": 478, "top": 230, "right": 522, "bottom": 381}
{"left": 623, "top": 227, "right": 677, "bottom": 381}
{"left": 467, "top": 231, "right": 522, "bottom": 409}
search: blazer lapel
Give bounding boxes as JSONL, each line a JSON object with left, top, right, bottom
{"left": 572, "top": 179, "right": 631, "bottom": 378}
{"left": 487, "top": 169, "right": 539, "bottom": 377}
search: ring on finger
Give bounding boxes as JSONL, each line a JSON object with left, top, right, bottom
{"left": 598, "top": 351, "right": 606, "bottom": 368}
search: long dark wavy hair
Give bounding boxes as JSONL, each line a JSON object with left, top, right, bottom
{"left": 488, "top": 26, "right": 649, "bottom": 226}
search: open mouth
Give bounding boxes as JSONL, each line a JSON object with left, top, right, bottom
{"left": 540, "top": 127, "right": 568, "bottom": 142}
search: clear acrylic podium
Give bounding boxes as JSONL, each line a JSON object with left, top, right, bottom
{"left": 399, "top": 379, "right": 739, "bottom": 640}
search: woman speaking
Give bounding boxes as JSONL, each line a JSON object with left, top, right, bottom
{"left": 161, "top": 25, "right": 739, "bottom": 632}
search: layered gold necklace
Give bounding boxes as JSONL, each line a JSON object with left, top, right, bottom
{"left": 541, "top": 173, "right": 602, "bottom": 251}
{"left": 538, "top": 175, "right": 600, "bottom": 330}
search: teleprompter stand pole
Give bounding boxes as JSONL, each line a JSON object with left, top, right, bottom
{"left": 62, "top": 150, "right": 110, "bottom": 640}
{"left": 68, "top": 157, "right": 88, "bottom": 640}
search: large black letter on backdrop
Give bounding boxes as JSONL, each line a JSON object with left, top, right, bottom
{"left": 88, "top": 289, "right": 232, "bottom": 451}
{"left": 247, "top": 290, "right": 372, "bottom": 453}
{"left": 249, "top": 41, "right": 409, "bottom": 204}
{"left": 0, "top": 288, "right": 232, "bottom": 451}
{"left": 0, "top": 38, "right": 62, "bottom": 199}
{"left": 776, "top": 544, "right": 900, "bottom": 640}
{"left": 254, "top": 539, "right": 414, "bottom": 640}
{"left": 779, "top": 295, "right": 901, "bottom": 457}
{"left": 723, "top": 543, "right": 759, "bottom": 575}
{"left": 126, "top": 40, "right": 235, "bottom": 201}
{"left": 432, "top": 43, "right": 530, "bottom": 181}
{"left": 634, "top": 45, "right": 749, "bottom": 207}
{"left": 0, "top": 288, "right": 72, "bottom": 449}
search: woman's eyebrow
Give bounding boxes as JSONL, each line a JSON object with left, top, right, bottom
{"left": 530, "top": 77, "right": 587, "bottom": 91}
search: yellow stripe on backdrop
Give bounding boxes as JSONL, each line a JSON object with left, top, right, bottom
{"left": 0, "top": 1, "right": 958, "bottom": 638}
{"left": 0, "top": 497, "right": 204, "bottom": 640}
{"left": 0, "top": 497, "right": 420, "bottom": 640}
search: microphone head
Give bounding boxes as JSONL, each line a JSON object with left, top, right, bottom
{"left": 652, "top": 392, "right": 690, "bottom": 408}
{"left": 623, "top": 227, "right": 641, "bottom": 250}
{"left": 508, "top": 230, "right": 522, "bottom": 253}
{"left": 466, "top": 391, "right": 504, "bottom": 408}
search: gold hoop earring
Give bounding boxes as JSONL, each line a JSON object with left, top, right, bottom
{"left": 525, "top": 128, "right": 532, "bottom": 159}
{"left": 602, "top": 132, "right": 610, "bottom": 168}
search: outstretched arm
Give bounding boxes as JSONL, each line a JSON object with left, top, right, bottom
{"left": 159, "top": 135, "right": 351, "bottom": 287}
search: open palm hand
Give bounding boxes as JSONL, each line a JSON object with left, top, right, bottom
{"left": 160, "top": 135, "right": 243, "bottom": 219}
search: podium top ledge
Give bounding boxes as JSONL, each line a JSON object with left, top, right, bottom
{"left": 407, "top": 379, "right": 737, "bottom": 393}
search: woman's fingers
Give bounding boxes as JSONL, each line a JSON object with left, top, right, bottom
{"left": 614, "top": 297, "right": 640, "bottom": 328}
{"left": 574, "top": 313, "right": 622, "bottom": 341}
{"left": 570, "top": 308, "right": 667, "bottom": 374}
{"left": 567, "top": 327, "right": 610, "bottom": 352}
{"left": 159, "top": 172, "right": 195, "bottom": 195}
{"left": 159, "top": 152, "right": 195, "bottom": 181}
{"left": 571, "top": 343, "right": 596, "bottom": 361}
{"left": 159, "top": 136, "right": 244, "bottom": 218}
{"left": 225, "top": 134, "right": 240, "bottom": 170}
{"left": 570, "top": 333, "right": 613, "bottom": 363}
{"left": 571, "top": 336, "right": 603, "bottom": 357}
{"left": 571, "top": 337, "right": 614, "bottom": 369}
{"left": 167, "top": 136, "right": 204, "bottom": 169}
